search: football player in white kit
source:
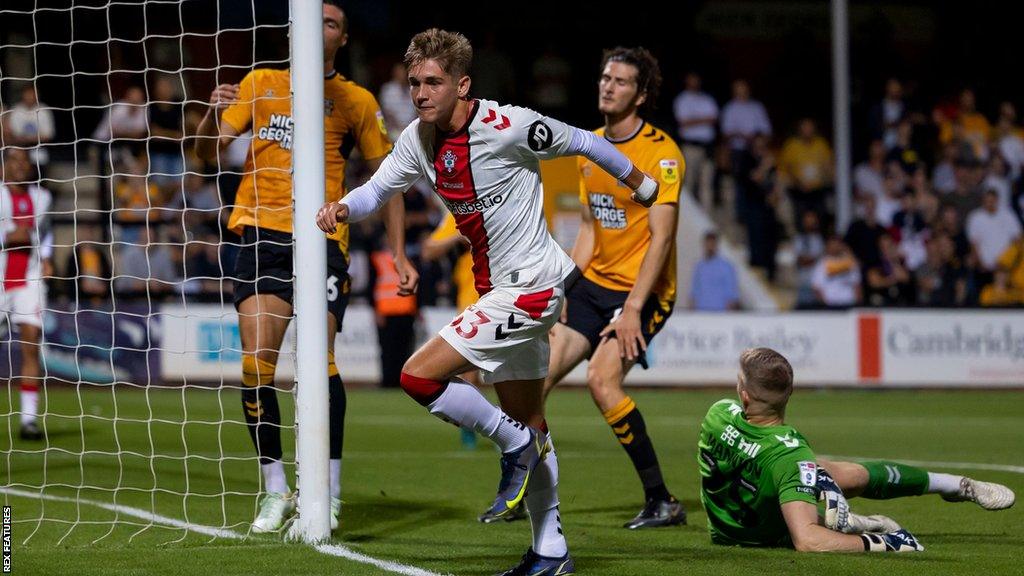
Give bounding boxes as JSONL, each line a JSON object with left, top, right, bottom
{"left": 316, "top": 29, "right": 659, "bottom": 576}
{"left": 1, "top": 148, "right": 52, "bottom": 441}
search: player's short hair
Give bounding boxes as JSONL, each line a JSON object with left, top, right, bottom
{"left": 601, "top": 46, "right": 662, "bottom": 114}
{"left": 323, "top": 0, "right": 347, "bottom": 35}
{"left": 404, "top": 28, "right": 473, "bottom": 79}
{"left": 739, "top": 348, "right": 794, "bottom": 406}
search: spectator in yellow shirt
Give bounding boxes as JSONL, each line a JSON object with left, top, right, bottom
{"left": 779, "top": 118, "right": 833, "bottom": 230}
{"left": 980, "top": 269, "right": 1022, "bottom": 307}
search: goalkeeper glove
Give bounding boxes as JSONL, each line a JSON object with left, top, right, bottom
{"left": 861, "top": 529, "right": 925, "bottom": 552}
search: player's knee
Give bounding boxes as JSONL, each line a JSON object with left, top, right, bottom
{"left": 399, "top": 372, "right": 446, "bottom": 406}
{"left": 586, "top": 365, "right": 622, "bottom": 406}
{"left": 242, "top": 354, "right": 277, "bottom": 388}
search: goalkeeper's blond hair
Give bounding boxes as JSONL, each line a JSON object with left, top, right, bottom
{"left": 404, "top": 28, "right": 473, "bottom": 79}
{"left": 738, "top": 347, "right": 794, "bottom": 409}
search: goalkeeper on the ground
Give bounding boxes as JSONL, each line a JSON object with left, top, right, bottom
{"left": 698, "top": 347, "right": 1015, "bottom": 552}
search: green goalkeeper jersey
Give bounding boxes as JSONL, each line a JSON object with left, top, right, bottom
{"left": 697, "top": 399, "right": 819, "bottom": 547}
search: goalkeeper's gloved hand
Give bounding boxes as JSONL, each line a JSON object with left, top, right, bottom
{"left": 861, "top": 529, "right": 925, "bottom": 552}
{"left": 816, "top": 468, "right": 851, "bottom": 533}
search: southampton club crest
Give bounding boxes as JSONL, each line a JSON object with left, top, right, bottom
{"left": 442, "top": 149, "right": 457, "bottom": 174}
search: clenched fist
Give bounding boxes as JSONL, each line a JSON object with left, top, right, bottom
{"left": 316, "top": 201, "right": 349, "bottom": 233}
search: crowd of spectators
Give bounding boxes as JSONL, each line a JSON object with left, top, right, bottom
{"left": 674, "top": 76, "right": 1024, "bottom": 308}
{"left": 3, "top": 65, "right": 1023, "bottom": 311}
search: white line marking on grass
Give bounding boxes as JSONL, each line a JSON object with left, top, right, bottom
{"left": 0, "top": 486, "right": 449, "bottom": 576}
{"left": 820, "top": 455, "right": 1024, "bottom": 475}
{"left": 316, "top": 544, "right": 452, "bottom": 576}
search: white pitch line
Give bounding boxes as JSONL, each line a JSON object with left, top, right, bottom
{"left": 0, "top": 486, "right": 449, "bottom": 576}
{"left": 820, "top": 455, "right": 1024, "bottom": 475}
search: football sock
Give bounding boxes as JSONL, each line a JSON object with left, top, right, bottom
{"left": 926, "top": 472, "right": 964, "bottom": 496}
{"left": 20, "top": 383, "right": 39, "bottom": 425}
{"left": 330, "top": 459, "right": 342, "bottom": 500}
{"left": 260, "top": 461, "right": 289, "bottom": 494}
{"left": 426, "top": 377, "right": 531, "bottom": 453}
{"left": 861, "top": 461, "right": 930, "bottom": 498}
{"left": 526, "top": 434, "right": 567, "bottom": 558}
{"left": 603, "top": 396, "right": 671, "bottom": 502}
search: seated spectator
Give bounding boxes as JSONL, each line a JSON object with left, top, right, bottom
{"left": 811, "top": 235, "right": 861, "bottom": 309}
{"left": 934, "top": 204, "right": 971, "bottom": 262}
{"left": 868, "top": 78, "right": 905, "bottom": 149}
{"left": 865, "top": 234, "right": 913, "bottom": 306}
{"left": 891, "top": 191, "right": 930, "bottom": 271}
{"left": 690, "top": 232, "right": 740, "bottom": 311}
{"left": 165, "top": 171, "right": 221, "bottom": 233}
{"left": 779, "top": 118, "right": 833, "bottom": 228}
{"left": 147, "top": 75, "right": 185, "bottom": 193}
{"left": 112, "top": 227, "right": 178, "bottom": 299}
{"left": 944, "top": 155, "right": 985, "bottom": 223}
{"left": 966, "top": 189, "right": 1022, "bottom": 277}
{"left": 938, "top": 89, "right": 991, "bottom": 159}
{"left": 874, "top": 163, "right": 906, "bottom": 227}
{"left": 64, "top": 225, "right": 111, "bottom": 305}
{"left": 885, "top": 118, "right": 922, "bottom": 176}
{"left": 853, "top": 139, "right": 887, "bottom": 200}
{"left": 113, "top": 154, "right": 167, "bottom": 227}
{"left": 983, "top": 153, "right": 1013, "bottom": 211}
{"left": 994, "top": 102, "right": 1024, "bottom": 183}
{"left": 931, "top": 143, "right": 958, "bottom": 194}
{"left": 996, "top": 237, "right": 1024, "bottom": 293}
{"left": 979, "top": 269, "right": 1022, "bottom": 307}
{"left": 844, "top": 195, "right": 886, "bottom": 270}
{"left": 916, "top": 234, "right": 967, "bottom": 306}
{"left": 794, "top": 211, "right": 825, "bottom": 308}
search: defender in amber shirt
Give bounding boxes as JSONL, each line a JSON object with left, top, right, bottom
{"left": 194, "top": 0, "right": 418, "bottom": 534}
{"left": 538, "top": 47, "right": 687, "bottom": 530}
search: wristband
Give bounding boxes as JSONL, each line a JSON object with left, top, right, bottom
{"left": 635, "top": 174, "right": 657, "bottom": 203}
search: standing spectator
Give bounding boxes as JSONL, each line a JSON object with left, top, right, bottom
{"left": 966, "top": 189, "right": 1022, "bottom": 277}
{"left": 916, "top": 234, "right": 967, "bottom": 307}
{"left": 147, "top": 75, "right": 185, "bottom": 192}
{"left": 794, "top": 211, "right": 825, "bottom": 308}
{"left": 779, "top": 118, "right": 833, "bottom": 228}
{"left": 931, "top": 143, "right": 959, "bottom": 194}
{"left": 3, "top": 84, "right": 55, "bottom": 173}
{"left": 378, "top": 63, "right": 417, "bottom": 139}
{"left": 811, "top": 235, "right": 862, "bottom": 309}
{"left": 91, "top": 85, "right": 148, "bottom": 165}
{"left": 689, "top": 232, "right": 740, "bottom": 311}
{"left": 874, "top": 163, "right": 907, "bottom": 228}
{"left": 720, "top": 79, "right": 771, "bottom": 224}
{"left": 853, "top": 139, "right": 887, "bottom": 200}
{"left": 672, "top": 72, "right": 718, "bottom": 207}
{"left": 939, "top": 89, "right": 991, "bottom": 159}
{"left": 744, "top": 135, "right": 780, "bottom": 281}
{"left": 369, "top": 240, "right": 418, "bottom": 389}
{"left": 868, "top": 78, "right": 905, "bottom": 150}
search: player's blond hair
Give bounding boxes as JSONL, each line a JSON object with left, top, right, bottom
{"left": 739, "top": 348, "right": 794, "bottom": 407}
{"left": 404, "top": 28, "right": 473, "bottom": 79}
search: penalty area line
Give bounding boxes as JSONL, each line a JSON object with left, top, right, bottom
{"left": 0, "top": 486, "right": 450, "bottom": 576}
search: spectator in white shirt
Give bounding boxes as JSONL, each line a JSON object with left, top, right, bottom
{"left": 853, "top": 139, "right": 887, "bottom": 200}
{"left": 673, "top": 72, "right": 718, "bottom": 207}
{"left": 4, "top": 84, "right": 55, "bottom": 170}
{"left": 378, "top": 63, "right": 417, "bottom": 140}
{"left": 966, "top": 189, "right": 1022, "bottom": 272}
{"left": 91, "top": 85, "right": 148, "bottom": 165}
{"left": 811, "top": 235, "right": 862, "bottom": 309}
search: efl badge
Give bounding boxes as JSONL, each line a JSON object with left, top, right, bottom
{"left": 798, "top": 461, "right": 818, "bottom": 487}
{"left": 442, "top": 149, "right": 457, "bottom": 174}
{"left": 376, "top": 110, "right": 388, "bottom": 135}
{"left": 659, "top": 159, "right": 679, "bottom": 184}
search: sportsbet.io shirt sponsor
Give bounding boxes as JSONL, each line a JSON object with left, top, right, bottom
{"left": 589, "top": 192, "right": 626, "bottom": 229}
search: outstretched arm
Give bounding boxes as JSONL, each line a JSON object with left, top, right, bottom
{"left": 565, "top": 128, "right": 659, "bottom": 207}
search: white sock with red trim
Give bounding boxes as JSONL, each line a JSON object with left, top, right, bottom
{"left": 427, "top": 378, "right": 530, "bottom": 453}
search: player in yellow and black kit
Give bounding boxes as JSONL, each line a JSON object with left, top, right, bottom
{"left": 520, "top": 47, "right": 687, "bottom": 529}
{"left": 195, "top": 1, "right": 417, "bottom": 533}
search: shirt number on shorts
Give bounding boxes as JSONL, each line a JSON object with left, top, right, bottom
{"left": 327, "top": 275, "right": 339, "bottom": 302}
{"left": 451, "top": 309, "right": 490, "bottom": 339}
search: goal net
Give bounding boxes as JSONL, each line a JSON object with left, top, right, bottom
{"left": 0, "top": 0, "right": 316, "bottom": 544}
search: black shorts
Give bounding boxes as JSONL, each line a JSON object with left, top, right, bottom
{"left": 563, "top": 276, "right": 674, "bottom": 369}
{"left": 233, "top": 226, "right": 351, "bottom": 326}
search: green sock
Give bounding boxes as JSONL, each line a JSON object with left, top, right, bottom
{"left": 861, "top": 461, "right": 929, "bottom": 499}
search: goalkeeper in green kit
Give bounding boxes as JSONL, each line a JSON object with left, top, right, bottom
{"left": 698, "top": 348, "right": 1015, "bottom": 553}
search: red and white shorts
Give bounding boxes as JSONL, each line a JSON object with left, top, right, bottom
{"left": 440, "top": 282, "right": 565, "bottom": 385}
{"left": 0, "top": 282, "right": 45, "bottom": 329}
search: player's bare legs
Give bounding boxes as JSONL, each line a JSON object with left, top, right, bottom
{"left": 541, "top": 323, "right": 592, "bottom": 401}
{"left": 17, "top": 323, "right": 43, "bottom": 441}
{"left": 587, "top": 336, "right": 684, "bottom": 529}
{"left": 817, "top": 458, "right": 1015, "bottom": 511}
